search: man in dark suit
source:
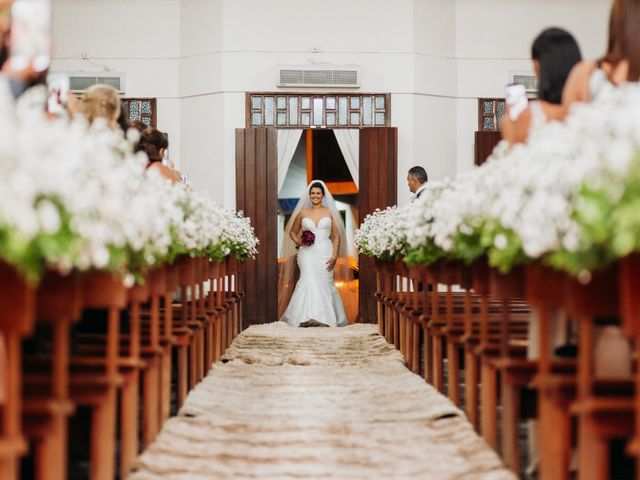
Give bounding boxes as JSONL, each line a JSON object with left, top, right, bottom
{"left": 407, "top": 166, "right": 428, "bottom": 200}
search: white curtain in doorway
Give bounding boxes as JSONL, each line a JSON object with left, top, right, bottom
{"left": 333, "top": 129, "right": 359, "bottom": 188}
{"left": 277, "top": 129, "right": 304, "bottom": 193}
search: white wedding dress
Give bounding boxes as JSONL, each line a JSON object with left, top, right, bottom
{"left": 281, "top": 216, "right": 348, "bottom": 327}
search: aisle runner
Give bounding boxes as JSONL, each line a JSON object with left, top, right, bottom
{"left": 129, "top": 323, "right": 515, "bottom": 479}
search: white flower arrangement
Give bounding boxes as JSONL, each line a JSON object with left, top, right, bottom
{"left": 0, "top": 84, "right": 258, "bottom": 283}
{"left": 359, "top": 82, "right": 640, "bottom": 277}
{"left": 171, "top": 186, "right": 258, "bottom": 261}
{"left": 355, "top": 204, "right": 412, "bottom": 260}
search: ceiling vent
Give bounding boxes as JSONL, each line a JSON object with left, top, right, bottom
{"left": 61, "top": 72, "right": 126, "bottom": 94}
{"left": 277, "top": 66, "right": 360, "bottom": 88}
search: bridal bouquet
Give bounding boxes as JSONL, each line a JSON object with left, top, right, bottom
{"left": 301, "top": 230, "right": 315, "bottom": 247}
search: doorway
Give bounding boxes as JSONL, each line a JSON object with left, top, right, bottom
{"left": 278, "top": 129, "right": 359, "bottom": 324}
{"left": 236, "top": 126, "right": 397, "bottom": 328}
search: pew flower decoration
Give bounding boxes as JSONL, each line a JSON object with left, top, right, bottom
{"left": 474, "top": 84, "right": 640, "bottom": 275}
{"left": 358, "top": 84, "right": 640, "bottom": 278}
{"left": 355, "top": 204, "right": 411, "bottom": 260}
{"left": 403, "top": 179, "right": 452, "bottom": 265}
{"left": 170, "top": 187, "right": 258, "bottom": 261}
{"left": 0, "top": 84, "right": 258, "bottom": 283}
{"left": 219, "top": 208, "right": 259, "bottom": 261}
{"left": 0, "top": 108, "right": 182, "bottom": 282}
{"left": 445, "top": 124, "right": 584, "bottom": 273}
{"left": 544, "top": 84, "right": 640, "bottom": 275}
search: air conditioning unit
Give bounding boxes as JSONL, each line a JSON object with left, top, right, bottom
{"left": 277, "top": 66, "right": 360, "bottom": 88}
{"left": 50, "top": 72, "right": 126, "bottom": 94}
{"left": 509, "top": 71, "right": 538, "bottom": 95}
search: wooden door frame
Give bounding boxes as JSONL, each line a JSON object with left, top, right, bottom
{"left": 235, "top": 128, "right": 278, "bottom": 327}
{"left": 235, "top": 126, "right": 397, "bottom": 326}
{"left": 358, "top": 127, "right": 398, "bottom": 323}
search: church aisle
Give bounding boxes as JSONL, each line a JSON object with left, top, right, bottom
{"left": 129, "top": 324, "right": 514, "bottom": 479}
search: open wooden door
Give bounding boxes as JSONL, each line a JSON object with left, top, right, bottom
{"left": 235, "top": 128, "right": 278, "bottom": 327}
{"left": 358, "top": 127, "right": 398, "bottom": 323}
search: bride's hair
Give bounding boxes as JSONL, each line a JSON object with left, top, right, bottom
{"left": 309, "top": 181, "right": 325, "bottom": 195}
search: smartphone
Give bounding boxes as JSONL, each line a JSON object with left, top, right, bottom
{"left": 505, "top": 83, "right": 528, "bottom": 122}
{"left": 46, "top": 72, "right": 70, "bottom": 117}
{"left": 9, "top": 0, "right": 51, "bottom": 73}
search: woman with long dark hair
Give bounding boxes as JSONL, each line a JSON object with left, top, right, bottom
{"left": 502, "top": 27, "right": 582, "bottom": 145}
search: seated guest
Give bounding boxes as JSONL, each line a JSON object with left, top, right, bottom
{"left": 502, "top": 28, "right": 582, "bottom": 145}
{"left": 562, "top": 0, "right": 639, "bottom": 108}
{"left": 136, "top": 127, "right": 181, "bottom": 184}
{"left": 407, "top": 166, "right": 428, "bottom": 200}
{"left": 77, "top": 84, "right": 121, "bottom": 129}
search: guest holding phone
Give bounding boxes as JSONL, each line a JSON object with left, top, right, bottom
{"left": 0, "top": 0, "right": 50, "bottom": 99}
{"left": 502, "top": 27, "right": 582, "bottom": 145}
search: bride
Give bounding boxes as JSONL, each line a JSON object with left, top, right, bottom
{"left": 278, "top": 180, "right": 353, "bottom": 327}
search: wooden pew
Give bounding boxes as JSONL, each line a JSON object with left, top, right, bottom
{"left": 526, "top": 264, "right": 575, "bottom": 480}
{"left": 565, "top": 266, "right": 634, "bottom": 480}
{"left": 488, "top": 267, "right": 533, "bottom": 472}
{"left": 0, "top": 262, "right": 35, "bottom": 480}
{"left": 22, "top": 272, "right": 82, "bottom": 480}
{"left": 71, "top": 273, "right": 128, "bottom": 480}
{"left": 0, "top": 254, "right": 246, "bottom": 480}
{"left": 618, "top": 255, "right": 640, "bottom": 476}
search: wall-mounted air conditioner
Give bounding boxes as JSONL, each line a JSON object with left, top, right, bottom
{"left": 50, "top": 72, "right": 126, "bottom": 94}
{"left": 509, "top": 70, "right": 537, "bottom": 95}
{"left": 277, "top": 65, "right": 360, "bottom": 88}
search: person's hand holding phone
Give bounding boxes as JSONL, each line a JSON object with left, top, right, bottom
{"left": 505, "top": 83, "right": 528, "bottom": 122}
{"left": 9, "top": 0, "right": 51, "bottom": 73}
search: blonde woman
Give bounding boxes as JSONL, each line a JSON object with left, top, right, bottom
{"left": 77, "top": 84, "right": 121, "bottom": 129}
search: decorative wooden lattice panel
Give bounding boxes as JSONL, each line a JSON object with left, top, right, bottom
{"left": 478, "top": 98, "right": 506, "bottom": 131}
{"left": 246, "top": 93, "right": 390, "bottom": 129}
{"left": 121, "top": 98, "right": 157, "bottom": 127}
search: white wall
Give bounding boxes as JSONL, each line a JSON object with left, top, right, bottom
{"left": 179, "top": 0, "right": 225, "bottom": 199}
{"left": 411, "top": 0, "right": 457, "bottom": 199}
{"left": 51, "top": 0, "right": 182, "bottom": 165}
{"left": 51, "top": 0, "right": 612, "bottom": 208}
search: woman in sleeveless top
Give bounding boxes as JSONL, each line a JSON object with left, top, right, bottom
{"left": 136, "top": 127, "right": 181, "bottom": 184}
{"left": 562, "top": 0, "right": 640, "bottom": 110}
{"left": 501, "top": 28, "right": 582, "bottom": 145}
